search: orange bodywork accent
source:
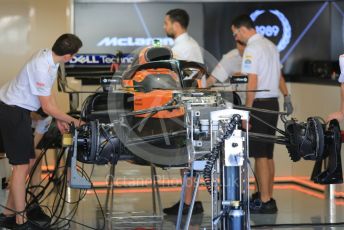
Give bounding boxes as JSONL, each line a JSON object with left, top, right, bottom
{"left": 133, "top": 68, "right": 179, "bottom": 82}
{"left": 196, "top": 79, "right": 203, "bottom": 88}
{"left": 122, "top": 67, "right": 184, "bottom": 118}
{"left": 122, "top": 68, "right": 178, "bottom": 91}
{"left": 122, "top": 79, "right": 133, "bottom": 89}
{"left": 134, "top": 90, "right": 184, "bottom": 118}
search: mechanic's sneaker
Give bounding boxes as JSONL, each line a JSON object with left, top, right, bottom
{"left": 250, "top": 192, "right": 260, "bottom": 202}
{"left": 163, "top": 201, "right": 204, "bottom": 215}
{"left": 27, "top": 204, "right": 51, "bottom": 227}
{"left": 250, "top": 198, "right": 278, "bottom": 214}
{"left": 192, "top": 201, "right": 204, "bottom": 214}
{"left": 0, "top": 213, "right": 16, "bottom": 229}
{"left": 163, "top": 201, "right": 180, "bottom": 215}
{"left": 13, "top": 221, "right": 42, "bottom": 230}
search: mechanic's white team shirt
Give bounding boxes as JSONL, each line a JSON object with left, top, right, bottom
{"left": 172, "top": 33, "right": 204, "bottom": 86}
{"left": 172, "top": 33, "right": 204, "bottom": 64}
{"left": 211, "top": 48, "right": 246, "bottom": 102}
{"left": 241, "top": 34, "right": 281, "bottom": 99}
{"left": 212, "top": 49, "right": 242, "bottom": 83}
{"left": 0, "top": 49, "right": 59, "bottom": 111}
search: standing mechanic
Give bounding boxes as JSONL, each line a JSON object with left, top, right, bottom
{"left": 164, "top": 9, "right": 203, "bottom": 65}
{"left": 162, "top": 8, "right": 204, "bottom": 215}
{"left": 0, "top": 33, "right": 83, "bottom": 229}
{"left": 207, "top": 40, "right": 291, "bottom": 111}
{"left": 231, "top": 15, "right": 293, "bottom": 214}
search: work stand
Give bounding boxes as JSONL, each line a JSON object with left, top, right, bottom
{"left": 104, "top": 164, "right": 163, "bottom": 229}
{"left": 176, "top": 165, "right": 202, "bottom": 230}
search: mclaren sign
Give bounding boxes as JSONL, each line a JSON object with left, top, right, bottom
{"left": 97, "top": 37, "right": 174, "bottom": 47}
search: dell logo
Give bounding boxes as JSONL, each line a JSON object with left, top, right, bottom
{"left": 69, "top": 55, "right": 99, "bottom": 64}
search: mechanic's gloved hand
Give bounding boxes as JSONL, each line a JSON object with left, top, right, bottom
{"left": 284, "top": 95, "right": 293, "bottom": 115}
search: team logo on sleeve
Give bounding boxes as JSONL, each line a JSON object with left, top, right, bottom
{"left": 243, "top": 55, "right": 253, "bottom": 72}
{"left": 244, "top": 59, "right": 252, "bottom": 64}
{"left": 36, "top": 82, "right": 46, "bottom": 91}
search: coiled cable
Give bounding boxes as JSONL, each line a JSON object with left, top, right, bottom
{"left": 203, "top": 114, "right": 241, "bottom": 193}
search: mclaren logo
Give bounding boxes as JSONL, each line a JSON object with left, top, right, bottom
{"left": 97, "top": 37, "right": 174, "bottom": 47}
{"left": 250, "top": 9, "right": 292, "bottom": 51}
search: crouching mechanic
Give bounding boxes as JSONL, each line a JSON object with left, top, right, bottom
{"left": 206, "top": 41, "right": 247, "bottom": 103}
{"left": 0, "top": 33, "right": 84, "bottom": 229}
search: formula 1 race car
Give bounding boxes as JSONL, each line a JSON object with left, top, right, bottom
{"left": 53, "top": 45, "right": 343, "bottom": 183}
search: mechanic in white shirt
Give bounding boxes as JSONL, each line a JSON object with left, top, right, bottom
{"left": 0, "top": 34, "right": 83, "bottom": 229}
{"left": 164, "top": 9, "right": 203, "bottom": 64}
{"left": 206, "top": 41, "right": 247, "bottom": 103}
{"left": 171, "top": 32, "right": 203, "bottom": 64}
{"left": 231, "top": 15, "right": 293, "bottom": 214}
{"left": 163, "top": 8, "right": 204, "bottom": 215}
{"left": 164, "top": 8, "right": 205, "bottom": 89}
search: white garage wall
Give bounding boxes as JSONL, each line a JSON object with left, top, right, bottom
{"left": 0, "top": 0, "right": 72, "bottom": 111}
{"left": 287, "top": 82, "right": 343, "bottom": 177}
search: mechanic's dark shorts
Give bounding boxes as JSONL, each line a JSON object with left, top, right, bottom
{"left": 0, "top": 101, "right": 35, "bottom": 165}
{"left": 249, "top": 98, "right": 279, "bottom": 159}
